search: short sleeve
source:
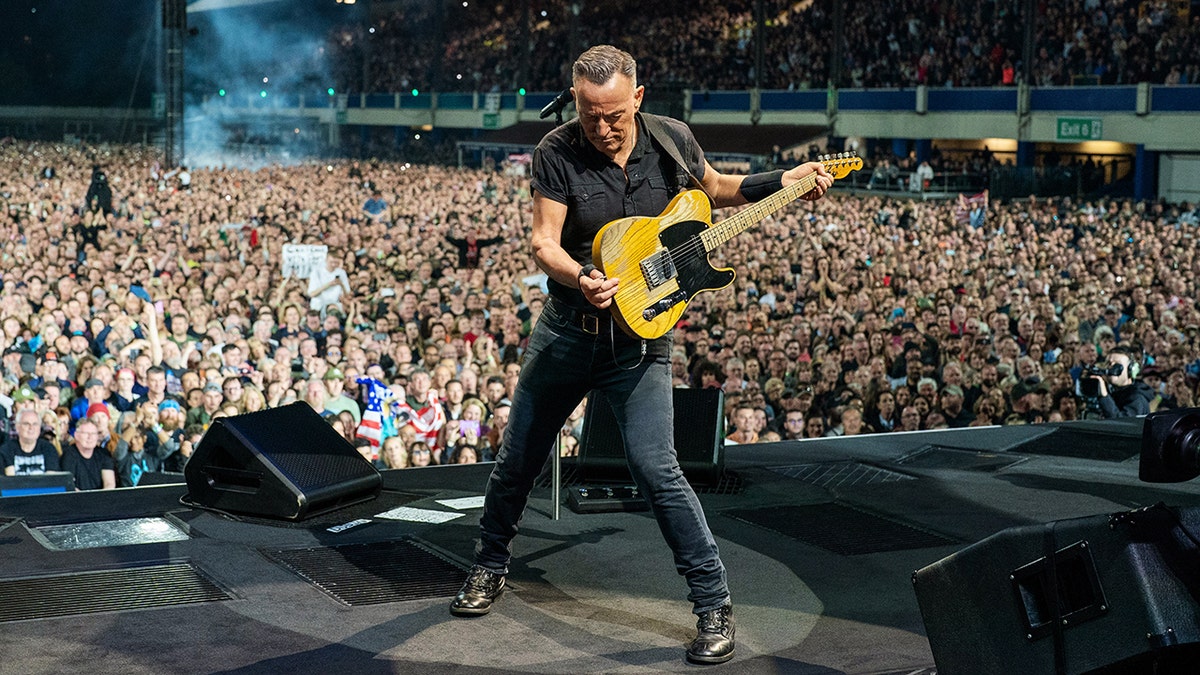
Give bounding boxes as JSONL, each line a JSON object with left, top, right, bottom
{"left": 530, "top": 144, "right": 569, "bottom": 205}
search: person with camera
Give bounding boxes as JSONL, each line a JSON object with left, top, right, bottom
{"left": 1081, "top": 346, "right": 1154, "bottom": 419}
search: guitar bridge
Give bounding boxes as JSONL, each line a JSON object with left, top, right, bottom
{"left": 639, "top": 248, "right": 677, "bottom": 290}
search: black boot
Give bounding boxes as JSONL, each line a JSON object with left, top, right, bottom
{"left": 686, "top": 604, "right": 735, "bottom": 664}
{"left": 449, "top": 565, "right": 506, "bottom": 616}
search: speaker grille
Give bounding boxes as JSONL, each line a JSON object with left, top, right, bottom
{"left": 262, "top": 538, "right": 469, "bottom": 606}
{"left": 895, "top": 446, "right": 1027, "bottom": 472}
{"left": 221, "top": 409, "right": 372, "bottom": 493}
{"left": 769, "top": 461, "right": 915, "bottom": 489}
{"left": 726, "top": 502, "right": 957, "bottom": 555}
{"left": 0, "top": 562, "right": 230, "bottom": 622}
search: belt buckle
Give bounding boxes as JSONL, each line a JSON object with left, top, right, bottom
{"left": 581, "top": 313, "right": 600, "bottom": 335}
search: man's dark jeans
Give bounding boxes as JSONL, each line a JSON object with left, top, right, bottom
{"left": 475, "top": 297, "right": 730, "bottom": 613}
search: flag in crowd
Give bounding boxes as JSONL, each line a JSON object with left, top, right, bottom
{"left": 390, "top": 389, "right": 447, "bottom": 447}
{"left": 355, "top": 377, "right": 393, "bottom": 449}
{"left": 955, "top": 189, "right": 988, "bottom": 227}
{"left": 355, "top": 377, "right": 447, "bottom": 450}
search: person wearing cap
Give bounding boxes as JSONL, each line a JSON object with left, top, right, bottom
{"left": 154, "top": 398, "right": 189, "bottom": 472}
{"left": 321, "top": 367, "right": 360, "bottom": 425}
{"left": 1009, "top": 376, "right": 1051, "bottom": 423}
{"left": 938, "top": 385, "right": 975, "bottom": 428}
{"left": 30, "top": 352, "right": 72, "bottom": 394}
{"left": 69, "top": 378, "right": 111, "bottom": 424}
{"left": 1, "top": 408, "right": 60, "bottom": 476}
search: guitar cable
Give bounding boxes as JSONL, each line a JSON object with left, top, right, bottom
{"left": 611, "top": 328, "right": 647, "bottom": 372}
{"left": 585, "top": 265, "right": 647, "bottom": 371}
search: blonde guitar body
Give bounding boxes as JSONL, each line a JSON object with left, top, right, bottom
{"left": 592, "top": 153, "right": 863, "bottom": 340}
{"left": 592, "top": 190, "right": 733, "bottom": 339}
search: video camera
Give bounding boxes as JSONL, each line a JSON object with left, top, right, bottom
{"left": 1079, "top": 362, "right": 1123, "bottom": 398}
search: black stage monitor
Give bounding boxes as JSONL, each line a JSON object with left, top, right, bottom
{"left": 578, "top": 388, "right": 725, "bottom": 486}
{"left": 185, "top": 403, "right": 381, "bottom": 521}
{"left": 0, "top": 472, "right": 76, "bottom": 497}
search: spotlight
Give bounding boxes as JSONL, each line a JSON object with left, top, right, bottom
{"left": 1140, "top": 408, "right": 1200, "bottom": 483}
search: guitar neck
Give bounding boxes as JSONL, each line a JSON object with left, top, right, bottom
{"left": 699, "top": 173, "right": 819, "bottom": 252}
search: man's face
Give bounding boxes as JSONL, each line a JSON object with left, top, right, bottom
{"left": 1108, "top": 354, "right": 1134, "bottom": 387}
{"left": 203, "top": 389, "right": 223, "bottom": 410}
{"left": 942, "top": 392, "right": 963, "bottom": 414}
{"left": 573, "top": 74, "right": 643, "bottom": 159}
{"left": 74, "top": 423, "right": 99, "bottom": 452}
{"left": 733, "top": 408, "right": 755, "bottom": 432}
{"left": 408, "top": 372, "right": 431, "bottom": 399}
{"left": 491, "top": 405, "right": 510, "bottom": 430}
{"left": 15, "top": 412, "right": 40, "bottom": 444}
{"left": 148, "top": 372, "right": 166, "bottom": 394}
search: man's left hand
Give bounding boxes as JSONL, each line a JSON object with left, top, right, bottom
{"left": 783, "top": 162, "right": 834, "bottom": 201}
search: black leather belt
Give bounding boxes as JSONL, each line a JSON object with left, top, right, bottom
{"left": 551, "top": 299, "right": 605, "bottom": 335}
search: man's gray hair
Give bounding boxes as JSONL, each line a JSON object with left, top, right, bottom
{"left": 572, "top": 45, "right": 637, "bottom": 86}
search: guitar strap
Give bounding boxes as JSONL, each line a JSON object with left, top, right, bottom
{"left": 639, "top": 113, "right": 712, "bottom": 203}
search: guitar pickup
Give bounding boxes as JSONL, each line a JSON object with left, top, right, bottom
{"left": 639, "top": 249, "right": 677, "bottom": 290}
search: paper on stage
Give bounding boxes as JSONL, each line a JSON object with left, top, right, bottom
{"left": 374, "top": 506, "right": 465, "bottom": 523}
{"left": 435, "top": 496, "right": 486, "bottom": 510}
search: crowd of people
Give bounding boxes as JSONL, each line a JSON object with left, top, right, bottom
{"left": 326, "top": 0, "right": 1200, "bottom": 94}
{"left": 1, "top": 139, "right": 1199, "bottom": 489}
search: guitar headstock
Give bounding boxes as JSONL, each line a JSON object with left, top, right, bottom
{"left": 818, "top": 152, "right": 864, "bottom": 180}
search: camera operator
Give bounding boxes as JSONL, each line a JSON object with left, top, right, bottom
{"left": 1081, "top": 346, "right": 1154, "bottom": 419}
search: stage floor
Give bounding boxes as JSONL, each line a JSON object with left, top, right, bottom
{"left": 3, "top": 419, "right": 1200, "bottom": 674}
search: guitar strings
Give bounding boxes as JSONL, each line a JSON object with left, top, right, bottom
{"left": 612, "top": 173, "right": 819, "bottom": 307}
{"left": 664, "top": 174, "right": 818, "bottom": 271}
{"left": 612, "top": 155, "right": 858, "bottom": 311}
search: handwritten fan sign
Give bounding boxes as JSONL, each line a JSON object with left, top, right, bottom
{"left": 281, "top": 244, "right": 328, "bottom": 279}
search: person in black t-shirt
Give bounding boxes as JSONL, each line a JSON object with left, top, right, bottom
{"left": 0, "top": 409, "right": 60, "bottom": 475}
{"left": 449, "top": 44, "right": 833, "bottom": 666}
{"left": 59, "top": 419, "right": 116, "bottom": 490}
{"left": 445, "top": 226, "right": 503, "bottom": 268}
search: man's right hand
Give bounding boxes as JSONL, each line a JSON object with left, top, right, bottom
{"left": 580, "top": 268, "right": 619, "bottom": 309}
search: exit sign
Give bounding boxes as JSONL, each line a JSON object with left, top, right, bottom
{"left": 1057, "top": 117, "right": 1102, "bottom": 141}
{"left": 483, "top": 113, "right": 499, "bottom": 129}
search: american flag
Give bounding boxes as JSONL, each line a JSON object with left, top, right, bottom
{"left": 355, "top": 377, "right": 393, "bottom": 449}
{"left": 955, "top": 189, "right": 989, "bottom": 226}
{"left": 390, "top": 389, "right": 446, "bottom": 447}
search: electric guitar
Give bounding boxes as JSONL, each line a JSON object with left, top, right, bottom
{"left": 592, "top": 153, "right": 863, "bottom": 339}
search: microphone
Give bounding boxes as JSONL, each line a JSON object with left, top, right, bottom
{"left": 539, "top": 88, "right": 573, "bottom": 119}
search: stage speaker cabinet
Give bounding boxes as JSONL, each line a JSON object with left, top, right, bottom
{"left": 185, "top": 402, "right": 381, "bottom": 521}
{"left": 912, "top": 505, "right": 1200, "bottom": 675}
{"left": 578, "top": 388, "right": 724, "bottom": 486}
